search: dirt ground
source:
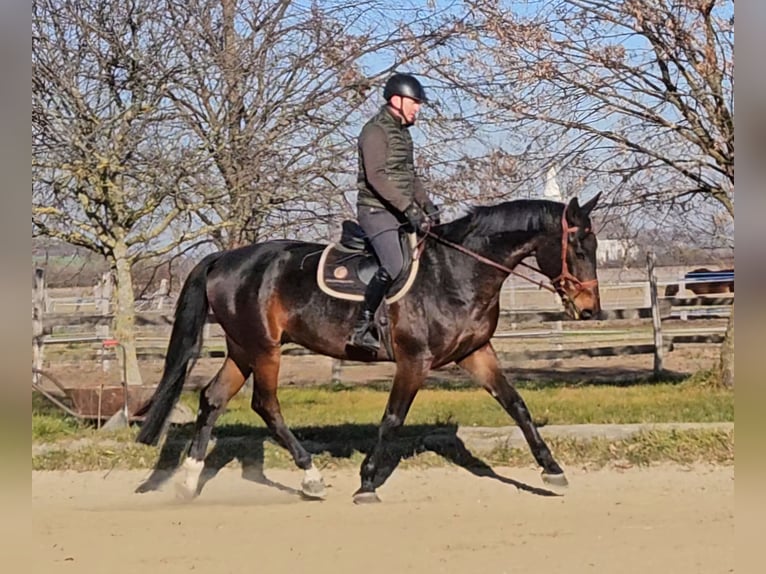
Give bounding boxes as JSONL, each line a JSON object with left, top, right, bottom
{"left": 34, "top": 337, "right": 731, "bottom": 573}
{"left": 32, "top": 464, "right": 733, "bottom": 574}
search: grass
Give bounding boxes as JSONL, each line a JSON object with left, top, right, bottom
{"left": 33, "top": 377, "right": 733, "bottom": 443}
{"left": 31, "top": 427, "right": 734, "bottom": 472}
{"left": 486, "top": 428, "right": 733, "bottom": 468}
{"left": 198, "top": 378, "right": 733, "bottom": 430}
{"left": 32, "top": 376, "right": 733, "bottom": 472}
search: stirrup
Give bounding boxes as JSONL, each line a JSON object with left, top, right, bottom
{"left": 348, "top": 324, "right": 380, "bottom": 353}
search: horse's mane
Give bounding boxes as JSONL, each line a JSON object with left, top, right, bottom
{"left": 437, "top": 199, "right": 565, "bottom": 243}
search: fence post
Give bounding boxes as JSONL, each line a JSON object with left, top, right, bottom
{"left": 678, "top": 274, "right": 689, "bottom": 321}
{"left": 33, "top": 268, "right": 46, "bottom": 384}
{"left": 331, "top": 359, "right": 343, "bottom": 386}
{"left": 642, "top": 279, "right": 652, "bottom": 309}
{"left": 646, "top": 252, "right": 664, "bottom": 377}
{"left": 96, "top": 272, "right": 113, "bottom": 372}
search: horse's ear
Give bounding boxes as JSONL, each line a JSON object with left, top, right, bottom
{"left": 579, "top": 192, "right": 601, "bottom": 218}
{"left": 566, "top": 197, "right": 581, "bottom": 223}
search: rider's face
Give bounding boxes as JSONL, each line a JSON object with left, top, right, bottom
{"left": 391, "top": 95, "right": 421, "bottom": 124}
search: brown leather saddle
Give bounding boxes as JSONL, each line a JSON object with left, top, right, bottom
{"left": 317, "top": 220, "right": 420, "bottom": 302}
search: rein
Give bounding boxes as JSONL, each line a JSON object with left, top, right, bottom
{"left": 422, "top": 230, "right": 557, "bottom": 294}
{"left": 422, "top": 207, "right": 598, "bottom": 297}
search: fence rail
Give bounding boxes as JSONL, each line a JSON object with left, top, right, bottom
{"left": 32, "top": 260, "right": 733, "bottom": 384}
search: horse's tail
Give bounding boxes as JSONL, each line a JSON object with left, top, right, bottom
{"left": 136, "top": 252, "right": 223, "bottom": 446}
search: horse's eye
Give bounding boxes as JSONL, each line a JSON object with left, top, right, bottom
{"left": 567, "top": 231, "right": 588, "bottom": 261}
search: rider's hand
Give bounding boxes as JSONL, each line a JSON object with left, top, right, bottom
{"left": 423, "top": 200, "right": 441, "bottom": 226}
{"left": 403, "top": 203, "right": 428, "bottom": 233}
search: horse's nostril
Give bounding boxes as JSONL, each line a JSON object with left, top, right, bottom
{"left": 580, "top": 309, "right": 592, "bottom": 320}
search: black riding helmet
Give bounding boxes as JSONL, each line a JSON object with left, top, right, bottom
{"left": 383, "top": 73, "right": 427, "bottom": 103}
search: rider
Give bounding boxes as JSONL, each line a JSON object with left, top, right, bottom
{"left": 347, "top": 72, "right": 440, "bottom": 353}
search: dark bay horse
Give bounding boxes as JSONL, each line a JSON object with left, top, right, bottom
{"left": 136, "top": 195, "right": 602, "bottom": 502}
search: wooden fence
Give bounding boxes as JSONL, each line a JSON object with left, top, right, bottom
{"left": 32, "top": 257, "right": 733, "bottom": 384}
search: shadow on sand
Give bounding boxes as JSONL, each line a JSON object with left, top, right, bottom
{"left": 135, "top": 422, "right": 561, "bottom": 500}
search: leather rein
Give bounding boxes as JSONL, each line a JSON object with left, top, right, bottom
{"left": 422, "top": 207, "right": 598, "bottom": 298}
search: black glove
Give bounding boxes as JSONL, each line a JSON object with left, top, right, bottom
{"left": 403, "top": 203, "right": 427, "bottom": 233}
{"left": 423, "top": 200, "right": 441, "bottom": 226}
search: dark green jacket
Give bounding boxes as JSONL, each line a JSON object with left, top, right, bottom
{"left": 356, "top": 106, "right": 429, "bottom": 213}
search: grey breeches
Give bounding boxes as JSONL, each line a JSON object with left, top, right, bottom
{"left": 357, "top": 206, "right": 405, "bottom": 280}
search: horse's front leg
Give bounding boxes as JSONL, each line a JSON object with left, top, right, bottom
{"left": 458, "top": 342, "right": 568, "bottom": 487}
{"left": 354, "top": 356, "right": 430, "bottom": 504}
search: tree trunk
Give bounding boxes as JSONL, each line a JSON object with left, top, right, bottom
{"left": 718, "top": 304, "right": 734, "bottom": 388}
{"left": 112, "top": 243, "right": 143, "bottom": 386}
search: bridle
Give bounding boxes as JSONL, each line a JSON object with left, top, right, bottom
{"left": 550, "top": 208, "right": 599, "bottom": 302}
{"left": 422, "top": 206, "right": 598, "bottom": 301}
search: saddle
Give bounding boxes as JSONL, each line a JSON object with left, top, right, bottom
{"left": 317, "top": 220, "right": 420, "bottom": 302}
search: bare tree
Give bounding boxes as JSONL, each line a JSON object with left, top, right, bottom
{"left": 424, "top": 0, "right": 732, "bottom": 220}
{"left": 33, "top": 0, "right": 223, "bottom": 384}
{"left": 32, "top": 0, "right": 468, "bottom": 382}
{"left": 162, "top": 0, "right": 468, "bottom": 248}
{"left": 431, "top": 0, "right": 734, "bottom": 383}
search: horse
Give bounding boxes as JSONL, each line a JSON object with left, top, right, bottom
{"left": 664, "top": 267, "right": 734, "bottom": 297}
{"left": 136, "top": 194, "right": 602, "bottom": 503}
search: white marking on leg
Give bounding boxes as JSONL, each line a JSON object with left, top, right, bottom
{"left": 301, "top": 463, "right": 327, "bottom": 498}
{"left": 177, "top": 457, "right": 205, "bottom": 499}
{"left": 304, "top": 463, "right": 323, "bottom": 484}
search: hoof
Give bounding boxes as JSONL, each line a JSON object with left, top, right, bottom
{"left": 301, "top": 479, "right": 327, "bottom": 500}
{"left": 174, "top": 482, "right": 199, "bottom": 501}
{"left": 542, "top": 471, "right": 569, "bottom": 489}
{"left": 353, "top": 490, "right": 381, "bottom": 504}
{"left": 174, "top": 458, "right": 204, "bottom": 501}
{"left": 134, "top": 483, "right": 155, "bottom": 494}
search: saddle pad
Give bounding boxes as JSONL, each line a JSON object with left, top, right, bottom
{"left": 317, "top": 234, "right": 420, "bottom": 303}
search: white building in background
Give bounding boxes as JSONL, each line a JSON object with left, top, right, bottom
{"left": 597, "top": 238, "right": 639, "bottom": 265}
{"left": 543, "top": 165, "right": 563, "bottom": 201}
{"left": 541, "top": 165, "right": 637, "bottom": 265}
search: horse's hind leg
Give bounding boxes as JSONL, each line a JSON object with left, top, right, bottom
{"left": 458, "top": 342, "right": 568, "bottom": 488}
{"left": 354, "top": 356, "right": 429, "bottom": 504}
{"left": 177, "top": 341, "right": 251, "bottom": 498}
{"left": 250, "top": 347, "right": 326, "bottom": 499}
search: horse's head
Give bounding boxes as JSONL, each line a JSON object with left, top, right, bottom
{"left": 534, "top": 194, "right": 601, "bottom": 320}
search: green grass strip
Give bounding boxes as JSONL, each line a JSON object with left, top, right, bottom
{"left": 33, "top": 379, "right": 732, "bottom": 443}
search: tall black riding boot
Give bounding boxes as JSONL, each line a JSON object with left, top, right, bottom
{"left": 348, "top": 268, "right": 392, "bottom": 353}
